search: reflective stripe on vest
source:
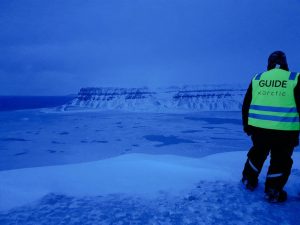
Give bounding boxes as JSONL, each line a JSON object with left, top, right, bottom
{"left": 248, "top": 69, "right": 300, "bottom": 131}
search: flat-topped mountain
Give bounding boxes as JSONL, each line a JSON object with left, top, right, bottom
{"left": 59, "top": 85, "right": 246, "bottom": 112}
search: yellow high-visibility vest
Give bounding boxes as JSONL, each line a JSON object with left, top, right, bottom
{"left": 248, "top": 68, "right": 300, "bottom": 130}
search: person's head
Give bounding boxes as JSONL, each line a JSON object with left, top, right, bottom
{"left": 267, "top": 51, "right": 289, "bottom": 71}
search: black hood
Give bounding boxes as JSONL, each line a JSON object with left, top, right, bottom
{"left": 267, "top": 51, "right": 289, "bottom": 71}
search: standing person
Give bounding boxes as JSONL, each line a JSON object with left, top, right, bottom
{"left": 241, "top": 51, "right": 300, "bottom": 203}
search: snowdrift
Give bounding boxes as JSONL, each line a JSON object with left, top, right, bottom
{"left": 1, "top": 151, "right": 300, "bottom": 212}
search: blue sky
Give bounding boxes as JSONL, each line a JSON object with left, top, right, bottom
{"left": 0, "top": 0, "right": 300, "bottom": 95}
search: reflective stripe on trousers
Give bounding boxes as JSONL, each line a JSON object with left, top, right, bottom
{"left": 248, "top": 159, "right": 259, "bottom": 173}
{"left": 267, "top": 173, "right": 283, "bottom": 178}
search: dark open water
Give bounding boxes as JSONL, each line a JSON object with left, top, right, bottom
{"left": 0, "top": 96, "right": 75, "bottom": 111}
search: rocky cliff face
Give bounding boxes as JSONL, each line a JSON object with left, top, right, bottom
{"left": 59, "top": 85, "right": 246, "bottom": 112}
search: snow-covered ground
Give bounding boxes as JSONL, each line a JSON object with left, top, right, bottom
{"left": 0, "top": 110, "right": 300, "bottom": 224}
{"left": 0, "top": 110, "right": 248, "bottom": 171}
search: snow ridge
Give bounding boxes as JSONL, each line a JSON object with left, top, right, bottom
{"left": 59, "top": 85, "right": 246, "bottom": 112}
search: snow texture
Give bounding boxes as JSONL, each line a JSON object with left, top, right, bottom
{"left": 1, "top": 152, "right": 300, "bottom": 225}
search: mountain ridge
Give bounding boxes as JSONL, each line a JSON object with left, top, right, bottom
{"left": 58, "top": 85, "right": 246, "bottom": 112}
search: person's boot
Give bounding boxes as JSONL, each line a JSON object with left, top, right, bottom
{"left": 265, "top": 188, "right": 287, "bottom": 203}
{"left": 242, "top": 176, "right": 258, "bottom": 191}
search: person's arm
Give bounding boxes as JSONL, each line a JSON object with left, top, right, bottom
{"left": 294, "top": 75, "right": 300, "bottom": 114}
{"left": 242, "top": 82, "right": 252, "bottom": 135}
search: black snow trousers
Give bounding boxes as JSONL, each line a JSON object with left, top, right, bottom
{"left": 242, "top": 128, "right": 298, "bottom": 192}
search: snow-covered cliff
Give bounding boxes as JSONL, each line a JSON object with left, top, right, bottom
{"left": 59, "top": 85, "right": 246, "bottom": 112}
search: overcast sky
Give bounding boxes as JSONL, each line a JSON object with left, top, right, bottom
{"left": 0, "top": 0, "right": 300, "bottom": 95}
